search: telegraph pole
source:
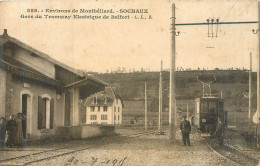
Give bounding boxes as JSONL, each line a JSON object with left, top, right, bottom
{"left": 257, "top": 1, "right": 260, "bottom": 147}
{"left": 249, "top": 53, "right": 252, "bottom": 119}
{"left": 169, "top": 3, "right": 176, "bottom": 142}
{"left": 187, "top": 103, "right": 189, "bottom": 117}
{"left": 158, "top": 61, "right": 163, "bottom": 133}
{"left": 145, "top": 82, "right": 147, "bottom": 131}
{"left": 175, "top": 99, "right": 177, "bottom": 126}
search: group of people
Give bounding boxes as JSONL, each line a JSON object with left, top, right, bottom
{"left": 0, "top": 113, "right": 26, "bottom": 147}
{"left": 180, "top": 115, "right": 224, "bottom": 146}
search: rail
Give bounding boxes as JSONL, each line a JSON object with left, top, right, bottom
{"left": 0, "top": 130, "right": 158, "bottom": 165}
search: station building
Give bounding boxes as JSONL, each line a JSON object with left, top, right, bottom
{"left": 0, "top": 29, "right": 106, "bottom": 140}
{"left": 85, "top": 87, "right": 123, "bottom": 125}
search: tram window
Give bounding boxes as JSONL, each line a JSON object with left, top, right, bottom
{"left": 209, "top": 102, "right": 217, "bottom": 113}
{"left": 201, "top": 101, "right": 208, "bottom": 113}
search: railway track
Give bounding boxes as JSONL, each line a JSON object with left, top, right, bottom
{"left": 193, "top": 125, "right": 259, "bottom": 166}
{"left": 118, "top": 130, "right": 157, "bottom": 138}
{"left": 204, "top": 138, "right": 259, "bottom": 166}
{"left": 0, "top": 130, "right": 157, "bottom": 166}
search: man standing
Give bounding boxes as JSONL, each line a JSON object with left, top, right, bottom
{"left": 180, "top": 116, "right": 191, "bottom": 146}
{"left": 6, "top": 115, "right": 16, "bottom": 147}
{"left": 15, "top": 113, "right": 25, "bottom": 146}
{"left": 0, "top": 117, "right": 6, "bottom": 147}
{"left": 215, "top": 118, "right": 224, "bottom": 146}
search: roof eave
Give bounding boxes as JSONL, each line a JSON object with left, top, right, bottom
{"left": 1, "top": 33, "right": 84, "bottom": 77}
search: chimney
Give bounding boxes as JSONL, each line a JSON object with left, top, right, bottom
{"left": 3, "top": 29, "right": 8, "bottom": 36}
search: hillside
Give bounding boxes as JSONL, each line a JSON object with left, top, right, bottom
{"left": 93, "top": 70, "right": 257, "bottom": 114}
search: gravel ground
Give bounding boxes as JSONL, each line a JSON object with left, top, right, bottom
{"left": 0, "top": 140, "right": 90, "bottom": 161}
{"left": 22, "top": 129, "right": 239, "bottom": 166}
{"left": 225, "top": 130, "right": 260, "bottom": 162}
{"left": 230, "top": 141, "right": 260, "bottom": 163}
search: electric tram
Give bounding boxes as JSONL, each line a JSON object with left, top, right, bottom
{"left": 193, "top": 76, "right": 227, "bottom": 134}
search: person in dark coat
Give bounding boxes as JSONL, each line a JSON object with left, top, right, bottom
{"left": 180, "top": 116, "right": 191, "bottom": 146}
{"left": 14, "top": 113, "right": 24, "bottom": 146}
{"left": 215, "top": 118, "right": 224, "bottom": 146}
{"left": 208, "top": 112, "right": 217, "bottom": 138}
{"left": 6, "top": 115, "right": 16, "bottom": 147}
{"left": 0, "top": 117, "right": 6, "bottom": 147}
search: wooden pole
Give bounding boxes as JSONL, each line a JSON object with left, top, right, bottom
{"left": 175, "top": 99, "right": 177, "bottom": 126}
{"left": 145, "top": 82, "right": 147, "bottom": 131}
{"left": 249, "top": 52, "right": 252, "bottom": 119}
{"left": 187, "top": 103, "right": 189, "bottom": 117}
{"left": 169, "top": 3, "right": 176, "bottom": 142}
{"left": 257, "top": 1, "right": 260, "bottom": 147}
{"left": 203, "top": 85, "right": 205, "bottom": 97}
{"left": 158, "top": 61, "right": 163, "bottom": 133}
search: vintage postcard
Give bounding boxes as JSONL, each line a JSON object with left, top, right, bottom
{"left": 0, "top": 0, "right": 260, "bottom": 165}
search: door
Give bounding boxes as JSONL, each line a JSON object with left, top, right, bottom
{"left": 22, "top": 94, "right": 27, "bottom": 139}
{"left": 64, "top": 92, "right": 70, "bottom": 126}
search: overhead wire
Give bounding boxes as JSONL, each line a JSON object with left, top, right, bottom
{"left": 238, "top": 0, "right": 257, "bottom": 17}
{"left": 175, "top": 6, "right": 206, "bottom": 33}
{"left": 216, "top": 0, "right": 239, "bottom": 44}
{"left": 172, "top": 1, "right": 257, "bottom": 70}
{"left": 222, "top": 0, "right": 239, "bottom": 22}
{"left": 175, "top": 7, "right": 205, "bottom": 22}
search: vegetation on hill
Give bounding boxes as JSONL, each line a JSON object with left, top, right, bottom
{"left": 93, "top": 70, "right": 257, "bottom": 113}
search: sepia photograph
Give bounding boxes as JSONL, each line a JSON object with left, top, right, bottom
{"left": 0, "top": 0, "right": 260, "bottom": 165}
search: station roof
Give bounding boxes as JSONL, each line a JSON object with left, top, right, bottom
{"left": 0, "top": 57, "right": 64, "bottom": 88}
{"left": 0, "top": 29, "right": 107, "bottom": 89}
{"left": 0, "top": 29, "right": 84, "bottom": 77}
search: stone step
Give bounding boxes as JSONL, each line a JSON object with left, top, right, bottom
{"left": 55, "top": 127, "right": 70, "bottom": 134}
{"left": 54, "top": 127, "right": 70, "bottom": 140}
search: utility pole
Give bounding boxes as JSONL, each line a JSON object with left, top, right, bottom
{"left": 158, "top": 61, "right": 163, "bottom": 133}
{"left": 175, "top": 99, "right": 177, "bottom": 126}
{"left": 145, "top": 82, "right": 147, "bottom": 131}
{"left": 257, "top": 1, "right": 260, "bottom": 147}
{"left": 169, "top": 3, "right": 176, "bottom": 142}
{"left": 203, "top": 85, "right": 205, "bottom": 97}
{"left": 187, "top": 103, "right": 189, "bottom": 117}
{"left": 249, "top": 52, "right": 252, "bottom": 119}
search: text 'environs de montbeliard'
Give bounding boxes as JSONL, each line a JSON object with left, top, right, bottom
{"left": 44, "top": 8, "right": 149, "bottom": 14}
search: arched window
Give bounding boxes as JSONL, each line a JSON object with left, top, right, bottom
{"left": 38, "top": 94, "right": 54, "bottom": 129}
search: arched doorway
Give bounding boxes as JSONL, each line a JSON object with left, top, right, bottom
{"left": 20, "top": 90, "right": 33, "bottom": 138}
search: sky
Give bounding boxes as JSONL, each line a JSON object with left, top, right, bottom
{"left": 0, "top": 0, "right": 258, "bottom": 72}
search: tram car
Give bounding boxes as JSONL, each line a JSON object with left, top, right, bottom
{"left": 193, "top": 96, "right": 227, "bottom": 134}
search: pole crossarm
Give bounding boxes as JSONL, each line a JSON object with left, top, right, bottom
{"left": 175, "top": 21, "right": 259, "bottom": 26}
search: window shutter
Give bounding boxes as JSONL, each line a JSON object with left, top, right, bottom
{"left": 38, "top": 96, "right": 44, "bottom": 129}
{"left": 50, "top": 99, "right": 54, "bottom": 129}
{"left": 42, "top": 99, "right": 46, "bottom": 129}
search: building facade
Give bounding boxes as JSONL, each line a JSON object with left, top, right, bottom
{"left": 0, "top": 29, "right": 106, "bottom": 140}
{"left": 85, "top": 87, "right": 123, "bottom": 125}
